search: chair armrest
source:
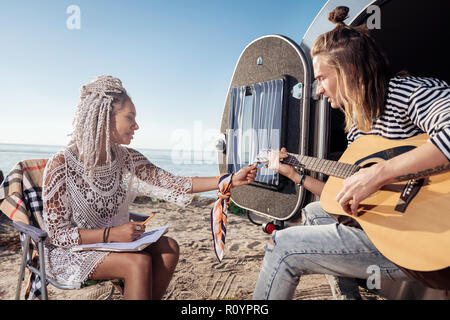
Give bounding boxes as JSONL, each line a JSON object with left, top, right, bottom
{"left": 13, "top": 221, "right": 48, "bottom": 243}
{"left": 129, "top": 211, "right": 148, "bottom": 222}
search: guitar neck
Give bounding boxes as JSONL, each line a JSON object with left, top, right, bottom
{"left": 285, "top": 153, "right": 360, "bottom": 179}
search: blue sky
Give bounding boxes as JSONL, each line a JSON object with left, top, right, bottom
{"left": 0, "top": 0, "right": 326, "bottom": 150}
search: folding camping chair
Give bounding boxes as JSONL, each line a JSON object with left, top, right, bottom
{"left": 0, "top": 158, "right": 148, "bottom": 300}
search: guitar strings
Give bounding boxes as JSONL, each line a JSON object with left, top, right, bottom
{"left": 284, "top": 153, "right": 359, "bottom": 178}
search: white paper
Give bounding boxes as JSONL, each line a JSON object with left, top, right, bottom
{"left": 71, "top": 225, "right": 168, "bottom": 252}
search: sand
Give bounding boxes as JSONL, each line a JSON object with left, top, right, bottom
{"left": 0, "top": 197, "right": 381, "bottom": 300}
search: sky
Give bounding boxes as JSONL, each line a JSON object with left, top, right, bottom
{"left": 0, "top": 0, "right": 326, "bottom": 151}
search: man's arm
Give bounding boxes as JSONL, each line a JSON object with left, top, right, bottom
{"left": 288, "top": 171, "right": 325, "bottom": 197}
{"left": 336, "top": 142, "right": 449, "bottom": 215}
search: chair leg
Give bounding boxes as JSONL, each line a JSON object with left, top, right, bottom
{"left": 37, "top": 241, "right": 48, "bottom": 300}
{"left": 15, "top": 234, "right": 30, "bottom": 300}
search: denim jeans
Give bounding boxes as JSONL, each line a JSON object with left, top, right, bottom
{"left": 253, "top": 201, "right": 410, "bottom": 300}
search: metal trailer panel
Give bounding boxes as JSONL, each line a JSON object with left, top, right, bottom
{"left": 218, "top": 35, "right": 312, "bottom": 221}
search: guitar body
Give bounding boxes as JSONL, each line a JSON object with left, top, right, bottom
{"left": 320, "top": 134, "right": 450, "bottom": 271}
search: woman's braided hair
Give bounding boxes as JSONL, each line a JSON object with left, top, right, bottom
{"left": 68, "top": 75, "right": 130, "bottom": 175}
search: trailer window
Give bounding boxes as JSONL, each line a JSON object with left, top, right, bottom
{"left": 227, "top": 78, "right": 284, "bottom": 187}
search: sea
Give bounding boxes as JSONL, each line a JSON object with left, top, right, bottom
{"left": 0, "top": 143, "right": 220, "bottom": 198}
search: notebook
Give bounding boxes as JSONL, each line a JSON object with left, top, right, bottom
{"left": 71, "top": 225, "right": 169, "bottom": 252}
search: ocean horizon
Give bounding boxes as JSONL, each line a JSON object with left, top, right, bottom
{"left": 0, "top": 143, "right": 220, "bottom": 198}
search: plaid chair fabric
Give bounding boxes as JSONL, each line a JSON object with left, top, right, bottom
{"left": 0, "top": 159, "right": 48, "bottom": 299}
{"left": 0, "top": 159, "right": 47, "bottom": 228}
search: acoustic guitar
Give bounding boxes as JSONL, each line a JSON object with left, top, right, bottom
{"left": 256, "top": 134, "right": 450, "bottom": 272}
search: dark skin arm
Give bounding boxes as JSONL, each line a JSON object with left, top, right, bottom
{"left": 78, "top": 165, "right": 258, "bottom": 244}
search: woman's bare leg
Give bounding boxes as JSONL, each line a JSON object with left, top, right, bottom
{"left": 89, "top": 236, "right": 179, "bottom": 300}
{"left": 145, "top": 236, "right": 180, "bottom": 299}
{"left": 90, "top": 251, "right": 153, "bottom": 299}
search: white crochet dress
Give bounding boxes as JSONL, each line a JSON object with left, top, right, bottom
{"left": 42, "top": 145, "right": 193, "bottom": 285}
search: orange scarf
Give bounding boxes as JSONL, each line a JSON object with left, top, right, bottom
{"left": 210, "top": 173, "right": 233, "bottom": 262}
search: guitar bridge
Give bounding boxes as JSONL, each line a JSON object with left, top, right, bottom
{"left": 395, "top": 178, "right": 424, "bottom": 213}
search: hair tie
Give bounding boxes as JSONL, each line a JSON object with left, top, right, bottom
{"left": 80, "top": 75, "right": 125, "bottom": 100}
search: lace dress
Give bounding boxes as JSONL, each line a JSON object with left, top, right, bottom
{"left": 42, "top": 145, "right": 193, "bottom": 285}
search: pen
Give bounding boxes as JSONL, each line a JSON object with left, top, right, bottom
{"left": 140, "top": 213, "right": 155, "bottom": 226}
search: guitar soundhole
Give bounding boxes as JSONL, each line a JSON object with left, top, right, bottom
{"left": 361, "top": 162, "right": 377, "bottom": 168}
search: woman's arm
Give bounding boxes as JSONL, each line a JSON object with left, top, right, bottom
{"left": 190, "top": 177, "right": 219, "bottom": 193}
{"left": 128, "top": 148, "right": 257, "bottom": 205}
{"left": 336, "top": 142, "right": 449, "bottom": 215}
{"left": 79, "top": 222, "right": 144, "bottom": 244}
{"left": 190, "top": 164, "right": 258, "bottom": 193}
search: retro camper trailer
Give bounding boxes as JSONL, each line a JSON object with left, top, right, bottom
{"left": 217, "top": 0, "right": 450, "bottom": 299}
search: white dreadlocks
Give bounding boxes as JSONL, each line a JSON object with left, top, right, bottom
{"left": 68, "top": 75, "right": 128, "bottom": 175}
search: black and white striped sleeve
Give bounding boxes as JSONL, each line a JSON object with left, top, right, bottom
{"left": 407, "top": 82, "right": 450, "bottom": 160}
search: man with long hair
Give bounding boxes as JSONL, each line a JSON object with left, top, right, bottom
{"left": 253, "top": 6, "right": 449, "bottom": 300}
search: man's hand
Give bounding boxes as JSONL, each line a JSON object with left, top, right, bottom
{"left": 267, "top": 148, "right": 298, "bottom": 181}
{"left": 335, "top": 163, "right": 385, "bottom": 216}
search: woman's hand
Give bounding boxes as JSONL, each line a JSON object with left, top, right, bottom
{"left": 267, "top": 148, "right": 298, "bottom": 181}
{"left": 231, "top": 164, "right": 258, "bottom": 187}
{"left": 109, "top": 222, "right": 145, "bottom": 242}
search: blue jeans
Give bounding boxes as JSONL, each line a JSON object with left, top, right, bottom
{"left": 253, "top": 201, "right": 410, "bottom": 299}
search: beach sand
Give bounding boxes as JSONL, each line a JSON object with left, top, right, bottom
{"left": 0, "top": 197, "right": 382, "bottom": 300}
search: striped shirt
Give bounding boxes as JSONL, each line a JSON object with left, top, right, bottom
{"left": 347, "top": 76, "right": 450, "bottom": 160}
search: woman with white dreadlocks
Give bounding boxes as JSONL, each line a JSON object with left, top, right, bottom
{"left": 42, "top": 75, "right": 257, "bottom": 300}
